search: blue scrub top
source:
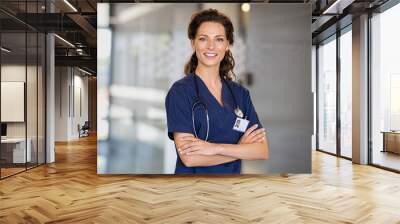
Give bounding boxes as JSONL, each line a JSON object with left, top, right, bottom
{"left": 165, "top": 73, "right": 262, "bottom": 174}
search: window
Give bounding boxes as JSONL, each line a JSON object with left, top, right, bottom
{"left": 339, "top": 28, "right": 352, "bottom": 158}
{"left": 371, "top": 2, "right": 400, "bottom": 171}
{"left": 318, "top": 36, "right": 337, "bottom": 154}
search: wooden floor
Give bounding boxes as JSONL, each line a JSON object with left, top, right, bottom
{"left": 373, "top": 151, "right": 400, "bottom": 171}
{"left": 1, "top": 167, "right": 26, "bottom": 178}
{"left": 1, "top": 135, "right": 400, "bottom": 223}
{"left": 1, "top": 163, "right": 45, "bottom": 178}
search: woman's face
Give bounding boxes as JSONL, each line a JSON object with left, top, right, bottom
{"left": 192, "top": 21, "right": 230, "bottom": 69}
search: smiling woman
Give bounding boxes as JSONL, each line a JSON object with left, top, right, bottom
{"left": 165, "top": 9, "right": 269, "bottom": 174}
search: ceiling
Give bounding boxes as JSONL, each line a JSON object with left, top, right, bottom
{"left": 311, "top": 0, "right": 390, "bottom": 43}
{"left": 0, "top": 0, "right": 97, "bottom": 75}
{"left": 0, "top": 0, "right": 394, "bottom": 74}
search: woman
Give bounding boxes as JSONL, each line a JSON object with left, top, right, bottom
{"left": 165, "top": 9, "right": 269, "bottom": 174}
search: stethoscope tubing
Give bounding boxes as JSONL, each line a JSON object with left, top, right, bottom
{"left": 191, "top": 73, "right": 242, "bottom": 141}
{"left": 192, "top": 100, "right": 209, "bottom": 141}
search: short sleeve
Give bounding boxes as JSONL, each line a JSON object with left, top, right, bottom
{"left": 244, "top": 89, "right": 263, "bottom": 128}
{"left": 165, "top": 84, "right": 194, "bottom": 140}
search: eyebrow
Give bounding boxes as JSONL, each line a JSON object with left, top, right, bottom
{"left": 198, "top": 34, "right": 225, "bottom": 38}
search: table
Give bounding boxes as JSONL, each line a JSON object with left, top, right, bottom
{"left": 1, "top": 138, "right": 31, "bottom": 163}
{"left": 381, "top": 131, "right": 400, "bottom": 154}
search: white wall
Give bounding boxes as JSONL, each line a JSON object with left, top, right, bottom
{"left": 1, "top": 65, "right": 26, "bottom": 135}
{"left": 1, "top": 64, "right": 46, "bottom": 164}
{"left": 1, "top": 65, "right": 39, "bottom": 138}
{"left": 55, "top": 67, "right": 89, "bottom": 141}
{"left": 55, "top": 66, "right": 67, "bottom": 141}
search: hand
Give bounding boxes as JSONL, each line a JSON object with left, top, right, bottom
{"left": 239, "top": 124, "right": 266, "bottom": 144}
{"left": 177, "top": 136, "right": 220, "bottom": 156}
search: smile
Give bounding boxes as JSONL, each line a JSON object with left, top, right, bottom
{"left": 203, "top": 53, "right": 218, "bottom": 58}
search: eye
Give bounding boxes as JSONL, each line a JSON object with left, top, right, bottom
{"left": 217, "top": 38, "right": 225, "bottom": 42}
{"left": 199, "top": 37, "right": 206, "bottom": 41}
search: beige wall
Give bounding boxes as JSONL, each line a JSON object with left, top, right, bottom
{"left": 352, "top": 14, "right": 369, "bottom": 164}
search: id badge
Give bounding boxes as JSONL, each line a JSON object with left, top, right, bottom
{"left": 232, "top": 117, "right": 249, "bottom": 132}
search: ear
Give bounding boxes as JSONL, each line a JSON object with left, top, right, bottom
{"left": 191, "top": 40, "right": 195, "bottom": 51}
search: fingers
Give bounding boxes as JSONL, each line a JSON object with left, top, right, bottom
{"left": 247, "top": 128, "right": 265, "bottom": 140}
{"left": 177, "top": 142, "right": 190, "bottom": 152}
{"left": 243, "top": 124, "right": 258, "bottom": 137}
{"left": 239, "top": 125, "right": 261, "bottom": 144}
{"left": 175, "top": 135, "right": 199, "bottom": 151}
{"left": 176, "top": 139, "right": 192, "bottom": 148}
{"left": 179, "top": 140, "right": 199, "bottom": 151}
{"left": 180, "top": 145, "right": 201, "bottom": 155}
{"left": 252, "top": 132, "right": 266, "bottom": 144}
{"left": 177, "top": 140, "right": 203, "bottom": 153}
{"left": 254, "top": 134, "right": 266, "bottom": 143}
{"left": 242, "top": 128, "right": 266, "bottom": 144}
{"left": 257, "top": 137, "right": 266, "bottom": 143}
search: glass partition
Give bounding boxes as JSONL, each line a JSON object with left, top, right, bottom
{"left": 1, "top": 30, "right": 28, "bottom": 177}
{"left": 0, "top": 1, "right": 46, "bottom": 179}
{"left": 317, "top": 35, "right": 337, "bottom": 155}
{"left": 38, "top": 32, "right": 45, "bottom": 165}
{"left": 339, "top": 27, "right": 352, "bottom": 158}
{"left": 27, "top": 30, "right": 38, "bottom": 169}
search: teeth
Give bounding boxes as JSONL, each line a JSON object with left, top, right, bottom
{"left": 204, "top": 53, "right": 217, "bottom": 57}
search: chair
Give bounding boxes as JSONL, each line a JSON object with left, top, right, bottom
{"left": 79, "top": 121, "right": 90, "bottom": 138}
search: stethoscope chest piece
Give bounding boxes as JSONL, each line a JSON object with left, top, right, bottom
{"left": 234, "top": 107, "right": 244, "bottom": 118}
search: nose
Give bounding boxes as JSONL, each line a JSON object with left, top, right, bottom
{"left": 206, "top": 40, "right": 215, "bottom": 50}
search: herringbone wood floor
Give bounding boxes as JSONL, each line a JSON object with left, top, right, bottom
{"left": 1, "top": 135, "right": 400, "bottom": 224}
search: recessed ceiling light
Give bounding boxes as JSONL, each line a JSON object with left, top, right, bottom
{"left": 63, "top": 0, "right": 78, "bottom": 12}
{"left": 241, "top": 3, "right": 250, "bottom": 13}
{"left": 78, "top": 67, "right": 92, "bottom": 76}
{"left": 1, "top": 47, "right": 11, "bottom": 53}
{"left": 322, "top": 0, "right": 354, "bottom": 14}
{"left": 54, "top": 34, "right": 75, "bottom": 48}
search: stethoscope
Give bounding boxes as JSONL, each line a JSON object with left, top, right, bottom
{"left": 192, "top": 73, "right": 244, "bottom": 141}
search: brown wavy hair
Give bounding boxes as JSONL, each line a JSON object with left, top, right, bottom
{"left": 184, "top": 8, "right": 236, "bottom": 81}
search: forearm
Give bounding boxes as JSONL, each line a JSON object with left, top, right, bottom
{"left": 175, "top": 132, "right": 268, "bottom": 165}
{"left": 216, "top": 142, "right": 269, "bottom": 160}
{"left": 181, "top": 154, "right": 237, "bottom": 167}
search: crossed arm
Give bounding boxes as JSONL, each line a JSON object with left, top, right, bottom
{"left": 173, "top": 124, "right": 269, "bottom": 167}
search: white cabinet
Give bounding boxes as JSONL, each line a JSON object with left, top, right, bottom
{"left": 1, "top": 138, "right": 32, "bottom": 163}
